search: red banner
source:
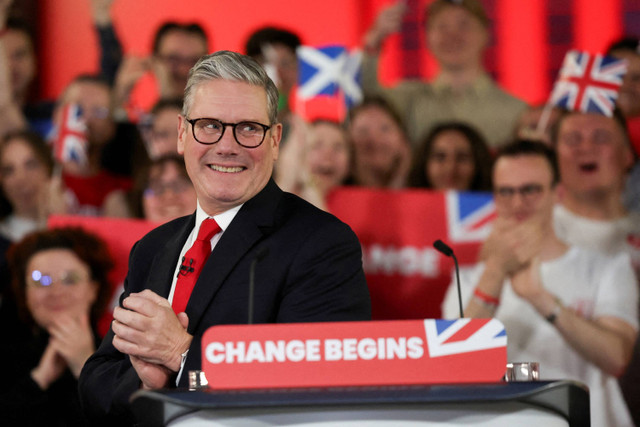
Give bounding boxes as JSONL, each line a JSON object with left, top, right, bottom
{"left": 202, "top": 319, "right": 507, "bottom": 390}
{"left": 328, "top": 188, "right": 496, "bottom": 319}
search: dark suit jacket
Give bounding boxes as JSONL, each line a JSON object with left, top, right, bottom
{"left": 78, "top": 179, "right": 371, "bottom": 424}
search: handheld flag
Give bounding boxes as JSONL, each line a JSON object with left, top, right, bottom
{"left": 53, "top": 104, "right": 89, "bottom": 166}
{"left": 548, "top": 50, "right": 627, "bottom": 117}
{"left": 296, "top": 45, "right": 362, "bottom": 121}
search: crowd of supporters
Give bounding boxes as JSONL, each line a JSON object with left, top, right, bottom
{"left": 0, "top": 0, "right": 639, "bottom": 425}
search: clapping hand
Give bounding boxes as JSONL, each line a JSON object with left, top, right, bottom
{"left": 48, "top": 312, "right": 96, "bottom": 378}
{"left": 112, "top": 290, "right": 192, "bottom": 389}
{"left": 31, "top": 312, "right": 96, "bottom": 389}
{"left": 482, "top": 217, "right": 544, "bottom": 276}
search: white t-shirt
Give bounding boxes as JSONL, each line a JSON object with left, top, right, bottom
{"left": 554, "top": 204, "right": 640, "bottom": 277}
{"left": 442, "top": 247, "right": 638, "bottom": 427}
{"left": 0, "top": 214, "right": 42, "bottom": 242}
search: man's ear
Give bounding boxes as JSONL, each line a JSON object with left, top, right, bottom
{"left": 270, "top": 123, "right": 283, "bottom": 162}
{"left": 177, "top": 115, "right": 187, "bottom": 154}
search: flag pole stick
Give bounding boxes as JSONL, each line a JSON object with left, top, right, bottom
{"left": 535, "top": 102, "right": 554, "bottom": 137}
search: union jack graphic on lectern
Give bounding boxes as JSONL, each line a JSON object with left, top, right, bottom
{"left": 549, "top": 50, "right": 627, "bottom": 117}
{"left": 424, "top": 318, "right": 507, "bottom": 358}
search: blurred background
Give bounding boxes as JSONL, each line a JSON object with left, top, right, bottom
{"left": 11, "top": 0, "right": 640, "bottom": 107}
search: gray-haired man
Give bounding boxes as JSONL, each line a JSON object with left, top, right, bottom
{"left": 79, "top": 51, "right": 371, "bottom": 425}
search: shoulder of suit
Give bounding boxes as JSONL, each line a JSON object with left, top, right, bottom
{"left": 276, "top": 191, "right": 354, "bottom": 235}
{"left": 136, "top": 215, "right": 192, "bottom": 246}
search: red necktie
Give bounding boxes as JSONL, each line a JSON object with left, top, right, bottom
{"left": 172, "top": 218, "right": 221, "bottom": 314}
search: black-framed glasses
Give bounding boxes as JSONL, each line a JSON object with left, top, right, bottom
{"left": 186, "top": 118, "right": 272, "bottom": 148}
{"left": 494, "top": 183, "right": 544, "bottom": 201}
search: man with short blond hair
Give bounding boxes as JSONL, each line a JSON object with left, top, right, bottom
{"left": 361, "top": 0, "right": 527, "bottom": 147}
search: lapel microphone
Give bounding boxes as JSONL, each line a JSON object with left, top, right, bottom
{"left": 433, "top": 239, "right": 464, "bottom": 318}
{"left": 248, "top": 247, "right": 270, "bottom": 325}
{"left": 178, "top": 256, "right": 195, "bottom": 277}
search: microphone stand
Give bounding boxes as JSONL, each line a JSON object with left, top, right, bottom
{"left": 433, "top": 239, "right": 464, "bottom": 318}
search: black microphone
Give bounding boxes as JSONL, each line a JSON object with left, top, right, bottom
{"left": 433, "top": 239, "right": 464, "bottom": 318}
{"left": 248, "top": 247, "right": 269, "bottom": 325}
{"left": 177, "top": 256, "right": 195, "bottom": 277}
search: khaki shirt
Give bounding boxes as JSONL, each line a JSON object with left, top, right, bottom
{"left": 361, "top": 53, "right": 528, "bottom": 149}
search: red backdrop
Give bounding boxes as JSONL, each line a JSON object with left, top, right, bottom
{"left": 38, "top": 0, "right": 637, "bottom": 106}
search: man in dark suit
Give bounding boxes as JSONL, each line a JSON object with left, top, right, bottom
{"left": 78, "top": 50, "right": 371, "bottom": 424}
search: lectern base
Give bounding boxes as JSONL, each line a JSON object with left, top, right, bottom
{"left": 131, "top": 380, "right": 589, "bottom": 427}
{"left": 173, "top": 403, "right": 567, "bottom": 426}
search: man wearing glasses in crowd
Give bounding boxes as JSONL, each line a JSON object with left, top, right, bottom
{"left": 442, "top": 140, "right": 637, "bottom": 426}
{"left": 79, "top": 51, "right": 371, "bottom": 425}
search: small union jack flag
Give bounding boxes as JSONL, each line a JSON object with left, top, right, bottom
{"left": 446, "top": 191, "right": 496, "bottom": 243}
{"left": 424, "top": 318, "right": 506, "bottom": 358}
{"left": 549, "top": 50, "right": 627, "bottom": 117}
{"left": 53, "top": 104, "right": 88, "bottom": 166}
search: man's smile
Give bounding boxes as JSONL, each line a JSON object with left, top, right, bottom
{"left": 208, "top": 164, "right": 245, "bottom": 173}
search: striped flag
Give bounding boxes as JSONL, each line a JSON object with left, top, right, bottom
{"left": 549, "top": 50, "right": 627, "bottom": 117}
{"left": 53, "top": 104, "right": 88, "bottom": 166}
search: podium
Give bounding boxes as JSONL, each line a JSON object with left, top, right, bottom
{"left": 130, "top": 380, "right": 589, "bottom": 426}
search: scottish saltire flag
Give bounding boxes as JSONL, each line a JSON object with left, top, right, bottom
{"left": 446, "top": 191, "right": 496, "bottom": 243}
{"left": 424, "top": 318, "right": 506, "bottom": 358}
{"left": 53, "top": 104, "right": 88, "bottom": 166}
{"left": 296, "top": 45, "right": 362, "bottom": 120}
{"left": 549, "top": 50, "right": 627, "bottom": 117}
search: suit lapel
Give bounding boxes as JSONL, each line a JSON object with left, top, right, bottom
{"left": 146, "top": 215, "right": 195, "bottom": 298}
{"left": 186, "top": 179, "right": 282, "bottom": 332}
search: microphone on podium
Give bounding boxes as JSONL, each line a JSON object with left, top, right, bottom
{"left": 248, "top": 247, "right": 269, "bottom": 325}
{"left": 433, "top": 239, "right": 464, "bottom": 318}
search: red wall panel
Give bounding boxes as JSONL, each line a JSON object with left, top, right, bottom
{"left": 37, "top": 0, "right": 632, "bottom": 106}
{"left": 38, "top": 0, "right": 364, "bottom": 101}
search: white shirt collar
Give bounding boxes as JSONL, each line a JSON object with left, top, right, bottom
{"left": 194, "top": 201, "right": 243, "bottom": 233}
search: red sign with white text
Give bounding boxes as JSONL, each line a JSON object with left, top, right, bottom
{"left": 202, "top": 319, "right": 507, "bottom": 390}
{"left": 328, "top": 188, "right": 496, "bottom": 320}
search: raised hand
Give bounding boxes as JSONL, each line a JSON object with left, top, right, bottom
{"left": 112, "top": 55, "right": 150, "bottom": 111}
{"left": 363, "top": 2, "right": 407, "bottom": 53}
{"left": 482, "top": 217, "right": 544, "bottom": 276}
{"left": 509, "top": 256, "right": 544, "bottom": 301}
{"left": 48, "top": 312, "right": 96, "bottom": 378}
{"left": 275, "top": 114, "right": 310, "bottom": 192}
{"left": 31, "top": 340, "right": 67, "bottom": 390}
{"left": 89, "top": 0, "right": 115, "bottom": 27}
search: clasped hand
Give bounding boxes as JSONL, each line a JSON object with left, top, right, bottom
{"left": 112, "top": 290, "right": 192, "bottom": 388}
{"left": 482, "top": 217, "right": 546, "bottom": 302}
{"left": 482, "top": 217, "right": 543, "bottom": 275}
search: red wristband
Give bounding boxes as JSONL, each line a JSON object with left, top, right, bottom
{"left": 473, "top": 288, "right": 500, "bottom": 306}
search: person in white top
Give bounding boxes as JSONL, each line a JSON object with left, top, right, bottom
{"left": 442, "top": 140, "right": 638, "bottom": 426}
{"left": 552, "top": 108, "right": 640, "bottom": 276}
{"left": 551, "top": 108, "right": 640, "bottom": 425}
